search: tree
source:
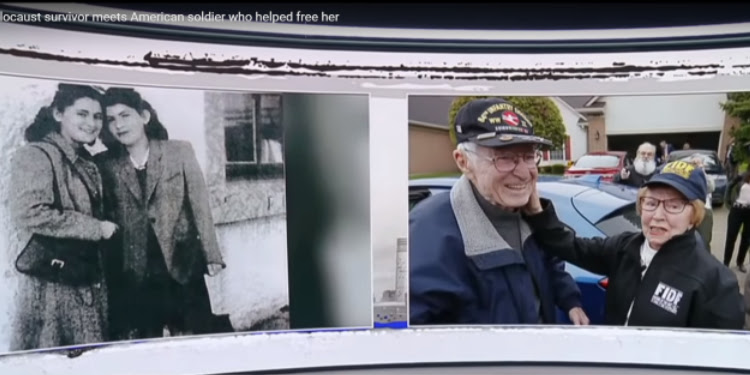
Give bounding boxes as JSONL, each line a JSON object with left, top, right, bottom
{"left": 721, "top": 92, "right": 750, "bottom": 163}
{"left": 447, "top": 96, "right": 567, "bottom": 149}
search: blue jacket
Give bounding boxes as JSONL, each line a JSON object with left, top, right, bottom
{"left": 409, "top": 176, "right": 582, "bottom": 325}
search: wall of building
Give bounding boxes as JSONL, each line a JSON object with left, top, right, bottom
{"left": 211, "top": 215, "right": 289, "bottom": 330}
{"left": 0, "top": 76, "right": 50, "bottom": 350}
{"left": 551, "top": 98, "right": 588, "bottom": 161}
{"left": 202, "top": 91, "right": 289, "bottom": 330}
{"left": 408, "top": 125, "right": 459, "bottom": 175}
{"left": 587, "top": 115, "right": 607, "bottom": 152}
{"left": 604, "top": 94, "right": 728, "bottom": 135}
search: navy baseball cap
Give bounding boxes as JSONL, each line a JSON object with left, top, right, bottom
{"left": 454, "top": 98, "right": 553, "bottom": 149}
{"left": 644, "top": 160, "right": 707, "bottom": 202}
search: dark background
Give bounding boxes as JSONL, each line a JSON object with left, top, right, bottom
{"left": 93, "top": 3, "right": 750, "bottom": 29}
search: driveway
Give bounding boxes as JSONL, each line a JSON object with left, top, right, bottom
{"left": 708, "top": 206, "right": 748, "bottom": 294}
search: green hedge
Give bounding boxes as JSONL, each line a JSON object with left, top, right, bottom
{"left": 550, "top": 164, "right": 566, "bottom": 175}
{"left": 539, "top": 163, "right": 567, "bottom": 175}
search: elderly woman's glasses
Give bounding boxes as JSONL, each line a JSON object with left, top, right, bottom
{"left": 466, "top": 149, "right": 541, "bottom": 172}
{"left": 640, "top": 197, "right": 690, "bottom": 214}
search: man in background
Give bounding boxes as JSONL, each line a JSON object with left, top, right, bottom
{"left": 614, "top": 142, "right": 657, "bottom": 188}
{"left": 658, "top": 140, "right": 674, "bottom": 165}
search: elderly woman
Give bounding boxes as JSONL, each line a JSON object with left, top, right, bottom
{"left": 522, "top": 160, "right": 744, "bottom": 329}
{"left": 9, "top": 83, "right": 118, "bottom": 350}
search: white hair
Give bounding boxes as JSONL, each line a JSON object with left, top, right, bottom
{"left": 637, "top": 142, "right": 656, "bottom": 154}
{"left": 457, "top": 141, "right": 478, "bottom": 153}
{"left": 457, "top": 141, "right": 479, "bottom": 166}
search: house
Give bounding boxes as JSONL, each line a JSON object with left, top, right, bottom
{"left": 558, "top": 96, "right": 606, "bottom": 153}
{"left": 560, "top": 94, "right": 735, "bottom": 160}
{"left": 544, "top": 97, "right": 589, "bottom": 165}
{"left": 408, "top": 96, "right": 459, "bottom": 176}
{"left": 201, "top": 91, "right": 289, "bottom": 331}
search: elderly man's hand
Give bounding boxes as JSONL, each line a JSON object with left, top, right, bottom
{"left": 568, "top": 307, "right": 590, "bottom": 326}
{"left": 620, "top": 168, "right": 630, "bottom": 180}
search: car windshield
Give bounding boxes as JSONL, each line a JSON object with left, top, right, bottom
{"left": 671, "top": 152, "right": 723, "bottom": 173}
{"left": 574, "top": 155, "right": 620, "bottom": 169}
{"left": 595, "top": 203, "right": 641, "bottom": 237}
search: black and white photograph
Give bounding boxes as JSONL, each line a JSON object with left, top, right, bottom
{"left": 0, "top": 75, "right": 292, "bottom": 352}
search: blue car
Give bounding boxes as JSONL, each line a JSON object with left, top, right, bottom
{"left": 408, "top": 174, "right": 642, "bottom": 325}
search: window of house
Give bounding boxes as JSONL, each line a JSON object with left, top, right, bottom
{"left": 221, "top": 93, "right": 285, "bottom": 179}
{"left": 549, "top": 147, "right": 566, "bottom": 160}
{"left": 547, "top": 142, "right": 567, "bottom": 160}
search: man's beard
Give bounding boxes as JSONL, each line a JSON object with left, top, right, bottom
{"left": 634, "top": 158, "right": 656, "bottom": 175}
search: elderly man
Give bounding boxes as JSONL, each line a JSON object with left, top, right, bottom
{"left": 614, "top": 142, "right": 657, "bottom": 188}
{"left": 409, "top": 98, "right": 588, "bottom": 326}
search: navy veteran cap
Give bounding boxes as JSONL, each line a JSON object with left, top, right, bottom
{"left": 644, "top": 160, "right": 708, "bottom": 203}
{"left": 454, "top": 98, "right": 553, "bottom": 149}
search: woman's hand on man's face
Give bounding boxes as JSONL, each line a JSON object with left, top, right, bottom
{"left": 523, "top": 184, "right": 544, "bottom": 216}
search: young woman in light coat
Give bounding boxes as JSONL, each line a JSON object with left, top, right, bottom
{"left": 9, "top": 84, "right": 118, "bottom": 350}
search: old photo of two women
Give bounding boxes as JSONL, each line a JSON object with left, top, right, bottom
{"left": 0, "top": 76, "right": 290, "bottom": 352}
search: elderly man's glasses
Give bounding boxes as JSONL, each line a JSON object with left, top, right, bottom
{"left": 465, "top": 149, "right": 541, "bottom": 172}
{"left": 639, "top": 197, "right": 690, "bottom": 214}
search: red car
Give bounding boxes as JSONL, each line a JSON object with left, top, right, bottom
{"left": 563, "top": 151, "right": 631, "bottom": 182}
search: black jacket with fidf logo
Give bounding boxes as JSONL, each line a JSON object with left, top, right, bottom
{"left": 524, "top": 199, "right": 744, "bottom": 330}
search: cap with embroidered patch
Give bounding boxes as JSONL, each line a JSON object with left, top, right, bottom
{"left": 453, "top": 98, "right": 553, "bottom": 149}
{"left": 644, "top": 160, "right": 708, "bottom": 202}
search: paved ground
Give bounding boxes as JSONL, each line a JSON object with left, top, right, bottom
{"left": 707, "top": 206, "right": 748, "bottom": 294}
